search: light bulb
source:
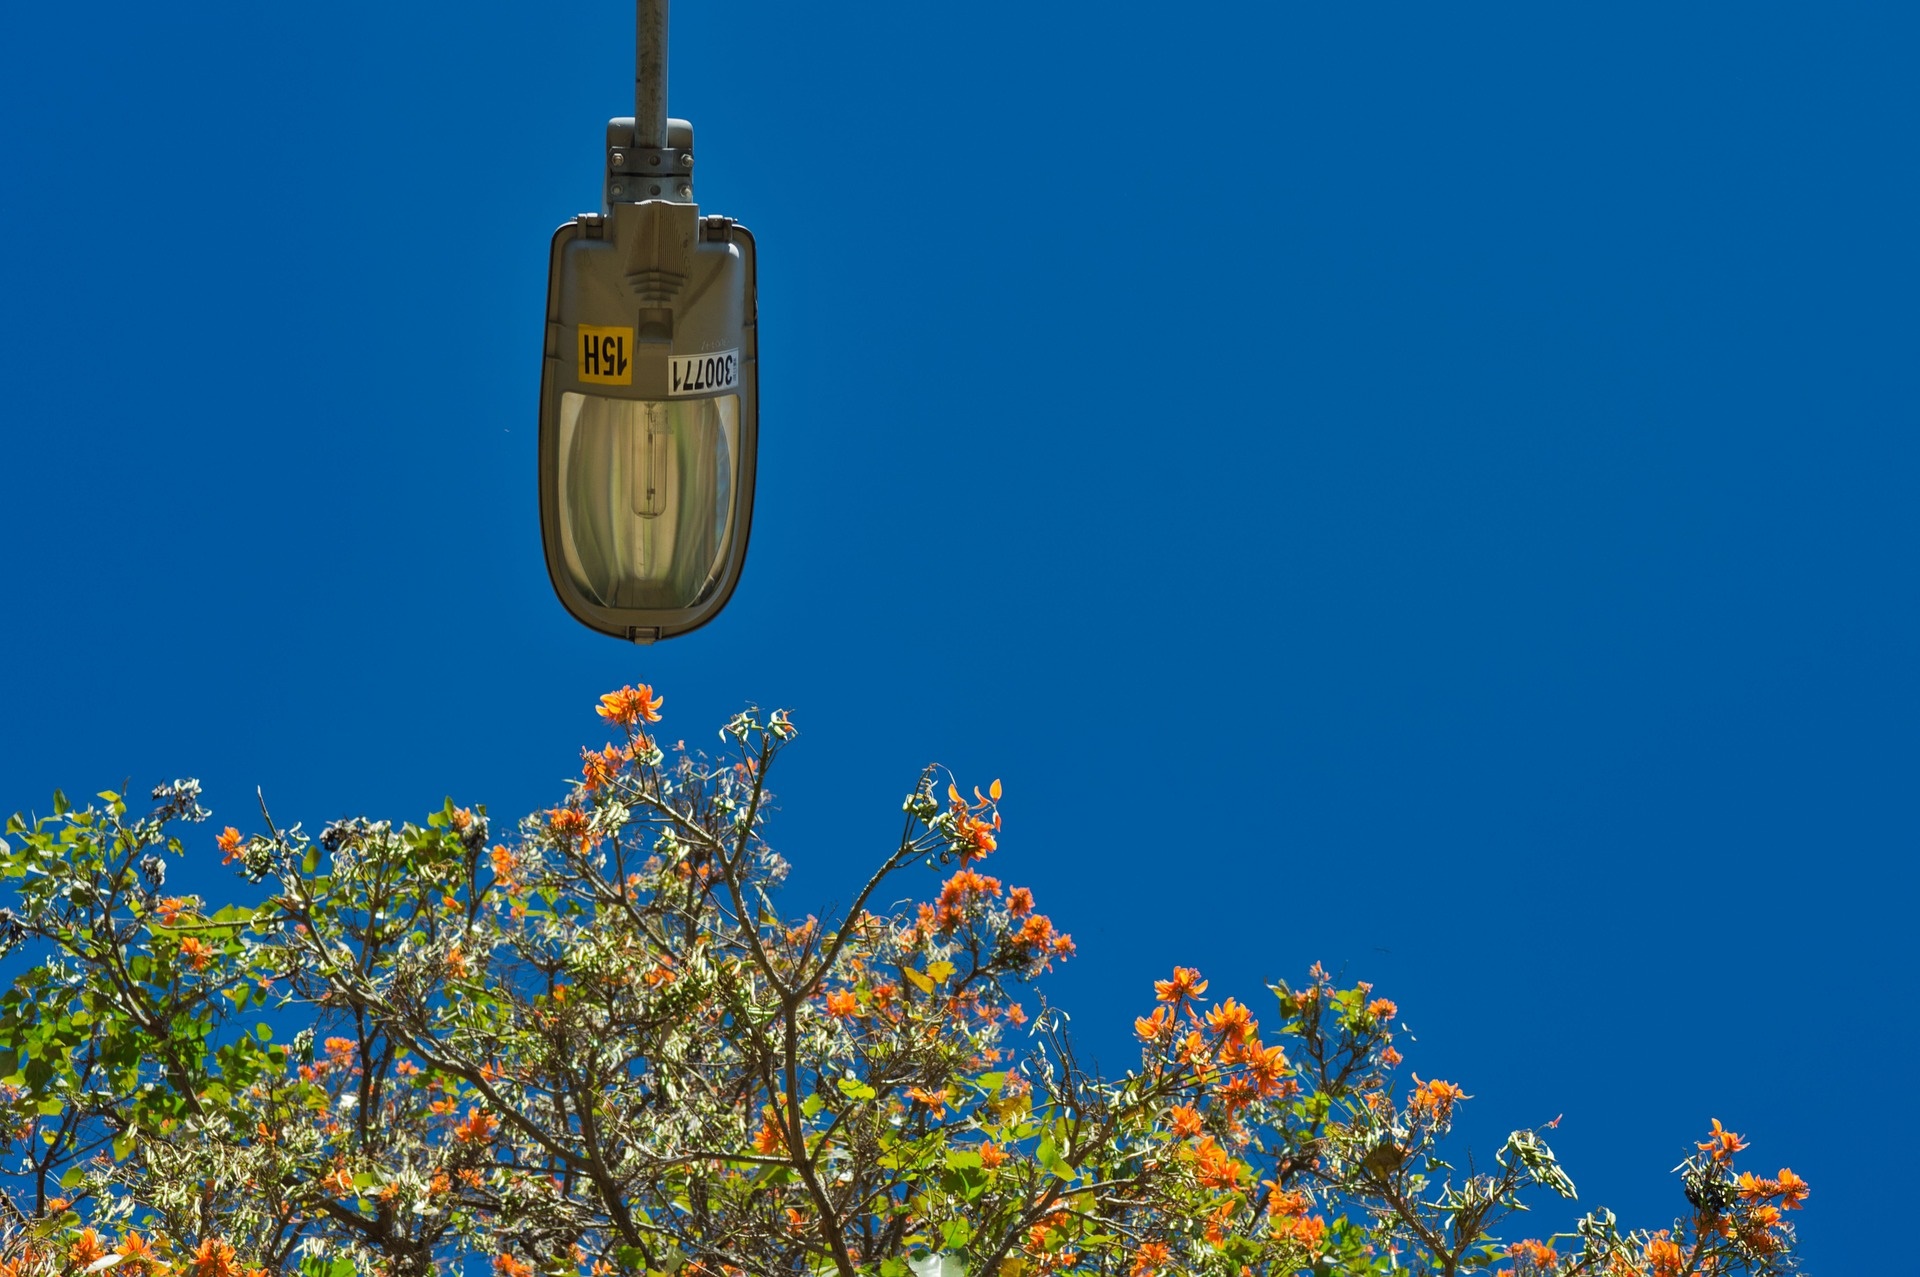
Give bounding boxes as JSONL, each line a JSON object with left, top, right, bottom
{"left": 556, "top": 392, "right": 738, "bottom": 610}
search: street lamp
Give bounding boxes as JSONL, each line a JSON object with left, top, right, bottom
{"left": 538, "top": 0, "right": 758, "bottom": 643}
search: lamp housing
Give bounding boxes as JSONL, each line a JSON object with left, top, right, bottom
{"left": 538, "top": 116, "right": 758, "bottom": 643}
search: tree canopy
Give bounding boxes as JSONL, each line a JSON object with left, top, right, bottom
{"left": 0, "top": 687, "right": 1806, "bottom": 1277}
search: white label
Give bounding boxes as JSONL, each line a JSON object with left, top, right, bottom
{"left": 668, "top": 348, "right": 740, "bottom": 397}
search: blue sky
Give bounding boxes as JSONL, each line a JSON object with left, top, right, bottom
{"left": 3, "top": 1, "right": 1914, "bottom": 1269}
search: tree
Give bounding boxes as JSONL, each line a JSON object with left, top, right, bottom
{"left": 0, "top": 687, "right": 1806, "bottom": 1277}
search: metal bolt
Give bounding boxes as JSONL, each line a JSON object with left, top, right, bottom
{"left": 649, "top": 154, "right": 661, "bottom": 167}
{"left": 649, "top": 184, "right": 661, "bottom": 196}
{"left": 677, "top": 184, "right": 692, "bottom": 198}
{"left": 680, "top": 153, "right": 693, "bottom": 166}
{"left": 611, "top": 151, "right": 626, "bottom": 166}
{"left": 611, "top": 183, "right": 624, "bottom": 196}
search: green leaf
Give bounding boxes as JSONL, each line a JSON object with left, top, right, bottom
{"left": 837, "top": 1077, "right": 876, "bottom": 1101}
{"left": 903, "top": 967, "right": 935, "bottom": 994}
{"left": 1035, "top": 1138, "right": 1074, "bottom": 1181}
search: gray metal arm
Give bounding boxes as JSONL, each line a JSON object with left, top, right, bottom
{"left": 636, "top": 0, "right": 669, "bottom": 149}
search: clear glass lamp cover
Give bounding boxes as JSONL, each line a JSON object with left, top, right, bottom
{"left": 555, "top": 391, "right": 740, "bottom": 611}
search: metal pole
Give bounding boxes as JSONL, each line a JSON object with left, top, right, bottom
{"left": 636, "top": 0, "right": 669, "bottom": 149}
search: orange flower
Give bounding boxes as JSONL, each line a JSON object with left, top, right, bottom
{"left": 1267, "top": 1187, "right": 1310, "bottom": 1218}
{"left": 191, "top": 1238, "right": 237, "bottom": 1277}
{"left": 1177, "top": 1030, "right": 1213, "bottom": 1069}
{"left": 117, "top": 1232, "right": 155, "bottom": 1274}
{"left": 955, "top": 814, "right": 997, "bottom": 862}
{"left": 1248, "top": 1043, "right": 1291, "bottom": 1095}
{"left": 581, "top": 745, "right": 619, "bottom": 790}
{"left": 1204, "top": 997, "right": 1255, "bottom": 1043}
{"left": 1775, "top": 1167, "right": 1810, "bottom": 1209}
{"left": 939, "top": 868, "right": 1003, "bottom": 906}
{"left": 1216, "top": 1076, "right": 1258, "bottom": 1111}
{"left": 1131, "top": 1241, "right": 1172, "bottom": 1276}
{"left": 596, "top": 684, "right": 663, "bottom": 727}
{"left": 493, "top": 1255, "right": 534, "bottom": 1277}
{"left": 452, "top": 1109, "right": 498, "bottom": 1144}
{"left": 67, "top": 1230, "right": 109, "bottom": 1268}
{"left": 1366, "top": 998, "right": 1397, "bottom": 1021}
{"left": 1154, "top": 966, "right": 1208, "bottom": 1004}
{"left": 753, "top": 1118, "right": 785, "bottom": 1155}
{"left": 216, "top": 827, "right": 243, "bottom": 862}
{"left": 906, "top": 1086, "right": 951, "bottom": 1116}
{"left": 322, "top": 1166, "right": 356, "bottom": 1196}
{"left": 1697, "top": 1118, "right": 1747, "bottom": 1164}
{"left": 978, "top": 1141, "right": 1008, "bottom": 1168}
{"left": 1204, "top": 1199, "right": 1236, "bottom": 1246}
{"left": 1645, "top": 1234, "right": 1683, "bottom": 1277}
{"left": 1508, "top": 1240, "right": 1556, "bottom": 1272}
{"left": 825, "top": 990, "right": 859, "bottom": 1018}
{"left": 1271, "top": 1212, "right": 1325, "bottom": 1252}
{"left": 1168, "top": 1104, "right": 1204, "bottom": 1138}
{"left": 548, "top": 806, "right": 590, "bottom": 843}
{"left": 1193, "top": 1137, "right": 1243, "bottom": 1191}
{"left": 1135, "top": 1005, "right": 1175, "bottom": 1042}
{"left": 178, "top": 936, "right": 213, "bottom": 970}
{"left": 154, "top": 895, "right": 192, "bottom": 925}
{"left": 1409, "top": 1075, "right": 1469, "bottom": 1123}
{"left": 490, "top": 844, "right": 520, "bottom": 887}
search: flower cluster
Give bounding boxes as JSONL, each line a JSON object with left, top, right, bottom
{"left": 0, "top": 685, "right": 1806, "bottom": 1277}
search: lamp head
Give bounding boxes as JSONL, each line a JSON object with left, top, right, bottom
{"left": 538, "top": 116, "right": 758, "bottom": 643}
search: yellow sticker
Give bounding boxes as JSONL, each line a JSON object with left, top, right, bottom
{"left": 577, "top": 325, "right": 633, "bottom": 385}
